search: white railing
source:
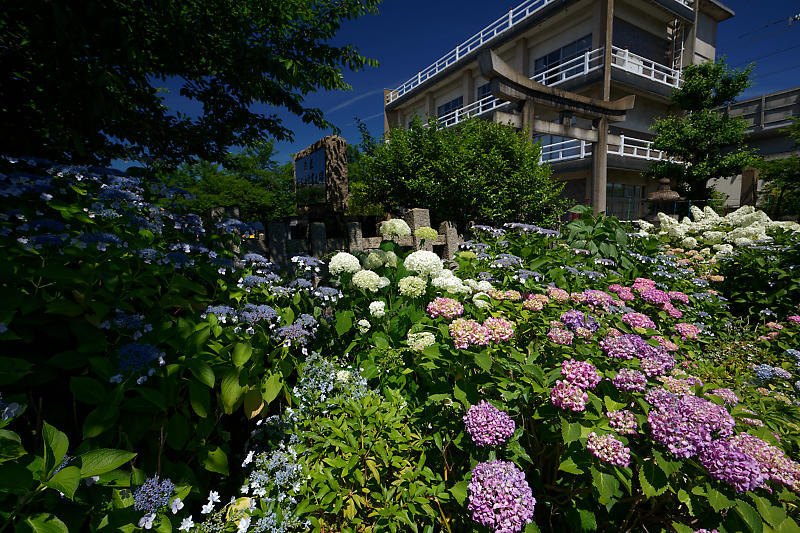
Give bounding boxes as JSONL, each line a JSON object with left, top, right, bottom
{"left": 531, "top": 48, "right": 604, "bottom": 86}
{"left": 672, "top": 0, "right": 694, "bottom": 7}
{"left": 435, "top": 94, "right": 507, "bottom": 128}
{"left": 611, "top": 46, "right": 682, "bottom": 88}
{"left": 386, "top": 0, "right": 558, "bottom": 104}
{"left": 541, "top": 135, "right": 669, "bottom": 163}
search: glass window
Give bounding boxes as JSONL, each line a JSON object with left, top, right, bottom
{"left": 437, "top": 96, "right": 463, "bottom": 124}
{"left": 477, "top": 83, "right": 492, "bottom": 100}
{"left": 534, "top": 35, "right": 592, "bottom": 83}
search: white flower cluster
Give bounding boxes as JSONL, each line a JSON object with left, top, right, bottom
{"left": 414, "top": 226, "right": 439, "bottom": 240}
{"left": 329, "top": 252, "right": 361, "bottom": 275}
{"left": 357, "top": 319, "right": 371, "bottom": 334}
{"left": 403, "top": 250, "right": 444, "bottom": 278}
{"left": 352, "top": 269, "right": 381, "bottom": 292}
{"left": 465, "top": 279, "right": 495, "bottom": 293}
{"left": 381, "top": 218, "right": 412, "bottom": 237}
{"left": 369, "top": 301, "right": 386, "bottom": 318}
{"left": 398, "top": 275, "right": 427, "bottom": 298}
{"left": 431, "top": 269, "right": 472, "bottom": 295}
{"left": 638, "top": 206, "right": 800, "bottom": 254}
{"left": 407, "top": 331, "right": 436, "bottom": 351}
{"left": 472, "top": 292, "right": 491, "bottom": 309}
{"left": 362, "top": 249, "right": 398, "bottom": 269}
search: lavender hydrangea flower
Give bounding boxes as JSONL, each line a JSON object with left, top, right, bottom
{"left": 648, "top": 394, "right": 735, "bottom": 458}
{"left": 612, "top": 369, "right": 647, "bottom": 392}
{"left": 586, "top": 432, "right": 631, "bottom": 468}
{"left": 698, "top": 439, "right": 767, "bottom": 493}
{"left": 550, "top": 380, "right": 588, "bottom": 412}
{"left": 607, "top": 410, "right": 637, "bottom": 435}
{"left": 559, "top": 310, "right": 599, "bottom": 332}
{"left": 467, "top": 461, "right": 535, "bottom": 533}
{"left": 463, "top": 401, "right": 516, "bottom": 447}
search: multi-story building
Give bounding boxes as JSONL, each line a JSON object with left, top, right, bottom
{"left": 382, "top": 0, "right": 734, "bottom": 219}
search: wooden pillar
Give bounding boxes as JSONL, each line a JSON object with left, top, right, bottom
{"left": 601, "top": 0, "right": 614, "bottom": 100}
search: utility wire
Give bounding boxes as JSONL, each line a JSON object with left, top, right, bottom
{"left": 733, "top": 43, "right": 800, "bottom": 67}
{"left": 755, "top": 61, "right": 800, "bottom": 81}
{"left": 737, "top": 13, "right": 800, "bottom": 39}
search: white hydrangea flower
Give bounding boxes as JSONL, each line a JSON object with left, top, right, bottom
{"left": 690, "top": 205, "right": 705, "bottom": 221}
{"left": 702, "top": 231, "right": 725, "bottom": 245}
{"left": 398, "top": 276, "right": 427, "bottom": 298}
{"left": 362, "top": 250, "right": 386, "bottom": 270}
{"left": 329, "top": 252, "right": 361, "bottom": 275}
{"left": 733, "top": 237, "right": 752, "bottom": 246}
{"left": 680, "top": 236, "right": 698, "bottom": 249}
{"left": 464, "top": 278, "right": 479, "bottom": 290}
{"left": 352, "top": 269, "right": 381, "bottom": 292}
{"left": 381, "top": 218, "right": 412, "bottom": 237}
{"left": 369, "top": 301, "right": 386, "bottom": 317}
{"left": 635, "top": 219, "right": 654, "bottom": 232}
{"left": 407, "top": 331, "right": 436, "bottom": 351}
{"left": 713, "top": 243, "right": 734, "bottom": 254}
{"left": 336, "top": 369, "right": 352, "bottom": 382}
{"left": 383, "top": 251, "right": 398, "bottom": 267}
{"left": 473, "top": 292, "right": 491, "bottom": 309}
{"left": 403, "top": 250, "right": 444, "bottom": 278}
{"left": 476, "top": 280, "right": 494, "bottom": 292}
{"left": 414, "top": 226, "right": 438, "bottom": 240}
{"left": 357, "top": 319, "right": 371, "bottom": 334}
{"left": 432, "top": 275, "right": 471, "bottom": 295}
{"left": 378, "top": 276, "right": 391, "bottom": 289}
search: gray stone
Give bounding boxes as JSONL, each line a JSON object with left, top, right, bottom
{"left": 310, "top": 222, "right": 327, "bottom": 258}
{"left": 268, "top": 221, "right": 289, "bottom": 268}
{"left": 294, "top": 135, "right": 349, "bottom": 214}
{"left": 346, "top": 222, "right": 363, "bottom": 253}
{"left": 404, "top": 208, "right": 431, "bottom": 232}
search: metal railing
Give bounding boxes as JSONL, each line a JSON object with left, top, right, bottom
{"left": 611, "top": 46, "right": 682, "bottom": 88}
{"left": 386, "top": 0, "right": 559, "bottom": 104}
{"left": 541, "top": 135, "right": 668, "bottom": 162}
{"left": 434, "top": 94, "right": 508, "bottom": 128}
{"left": 531, "top": 47, "right": 604, "bottom": 86}
{"left": 725, "top": 86, "right": 800, "bottom": 133}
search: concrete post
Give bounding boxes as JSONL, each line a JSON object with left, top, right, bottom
{"left": 268, "top": 221, "right": 289, "bottom": 268}
{"left": 462, "top": 70, "right": 475, "bottom": 106}
{"left": 741, "top": 167, "right": 759, "bottom": 206}
{"left": 425, "top": 92, "right": 435, "bottom": 120}
{"left": 310, "top": 222, "right": 327, "bottom": 258}
{"left": 592, "top": 117, "right": 609, "bottom": 215}
{"left": 440, "top": 221, "right": 460, "bottom": 261}
{"left": 404, "top": 208, "right": 431, "bottom": 232}
{"left": 601, "top": 0, "right": 614, "bottom": 100}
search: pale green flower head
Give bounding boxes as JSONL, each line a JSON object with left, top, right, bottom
{"left": 414, "top": 226, "right": 438, "bottom": 241}
{"left": 381, "top": 218, "right": 411, "bottom": 237}
{"left": 398, "top": 275, "right": 427, "bottom": 298}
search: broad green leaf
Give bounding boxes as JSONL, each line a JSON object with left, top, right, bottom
{"left": 22, "top": 513, "right": 69, "bottom": 533}
{"left": 78, "top": 449, "right": 136, "bottom": 478}
{"left": 558, "top": 456, "right": 584, "bottom": 475}
{"left": 220, "top": 370, "right": 244, "bottom": 414}
{"left": 200, "top": 446, "right": 229, "bottom": 476}
{"left": 0, "top": 435, "right": 27, "bottom": 463}
{"left": 0, "top": 463, "right": 34, "bottom": 493}
{"left": 450, "top": 480, "right": 468, "bottom": 505}
{"left": 706, "top": 485, "right": 734, "bottom": 512}
{"left": 561, "top": 419, "right": 581, "bottom": 444}
{"left": 335, "top": 312, "right": 352, "bottom": 336}
{"left": 752, "top": 494, "right": 786, "bottom": 529}
{"left": 42, "top": 421, "right": 69, "bottom": 476}
{"left": 735, "top": 500, "right": 763, "bottom": 533}
{"left": 188, "top": 359, "right": 215, "bottom": 388}
{"left": 639, "top": 460, "right": 668, "bottom": 497}
{"left": 69, "top": 377, "right": 106, "bottom": 405}
{"left": 231, "top": 342, "right": 253, "bottom": 367}
{"left": 189, "top": 379, "right": 210, "bottom": 418}
{"left": 591, "top": 466, "right": 620, "bottom": 505}
{"left": 45, "top": 465, "right": 80, "bottom": 499}
{"left": 262, "top": 372, "right": 283, "bottom": 405}
{"left": 474, "top": 351, "right": 492, "bottom": 372}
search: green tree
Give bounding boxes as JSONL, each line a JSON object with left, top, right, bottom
{"left": 361, "top": 117, "right": 567, "bottom": 230}
{"left": 1, "top": 0, "right": 379, "bottom": 165}
{"left": 156, "top": 141, "right": 295, "bottom": 222}
{"left": 757, "top": 118, "right": 800, "bottom": 217}
{"left": 649, "top": 59, "right": 759, "bottom": 201}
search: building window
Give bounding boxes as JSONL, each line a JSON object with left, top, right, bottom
{"left": 534, "top": 35, "right": 592, "bottom": 84}
{"left": 477, "top": 83, "right": 492, "bottom": 100}
{"left": 606, "top": 184, "right": 642, "bottom": 220}
{"left": 437, "top": 96, "right": 463, "bottom": 119}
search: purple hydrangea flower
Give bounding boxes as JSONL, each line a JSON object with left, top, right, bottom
{"left": 560, "top": 310, "right": 600, "bottom": 332}
{"left": 648, "top": 394, "right": 735, "bottom": 458}
{"left": 133, "top": 476, "right": 175, "bottom": 514}
{"left": 561, "top": 359, "right": 602, "bottom": 389}
{"left": 463, "top": 401, "right": 516, "bottom": 447}
{"left": 550, "top": 380, "right": 588, "bottom": 412}
{"left": 612, "top": 369, "right": 648, "bottom": 392}
{"left": 698, "top": 439, "right": 768, "bottom": 493}
{"left": 607, "top": 410, "right": 637, "bottom": 435}
{"left": 586, "top": 432, "right": 631, "bottom": 468}
{"left": 467, "top": 461, "right": 535, "bottom": 533}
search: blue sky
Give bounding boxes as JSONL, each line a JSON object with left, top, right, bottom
{"left": 153, "top": 0, "right": 800, "bottom": 166}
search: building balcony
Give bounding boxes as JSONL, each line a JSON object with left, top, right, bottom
{"left": 385, "top": 0, "right": 692, "bottom": 105}
{"left": 430, "top": 47, "right": 680, "bottom": 129}
{"left": 541, "top": 136, "right": 670, "bottom": 163}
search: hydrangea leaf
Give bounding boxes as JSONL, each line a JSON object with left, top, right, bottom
{"left": 78, "top": 449, "right": 136, "bottom": 478}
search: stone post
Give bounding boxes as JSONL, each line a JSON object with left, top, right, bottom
{"left": 347, "top": 222, "right": 363, "bottom": 253}
{"left": 310, "top": 222, "right": 327, "bottom": 258}
{"left": 741, "top": 167, "right": 759, "bottom": 206}
{"left": 268, "top": 221, "right": 289, "bottom": 268}
{"left": 440, "top": 221, "right": 460, "bottom": 261}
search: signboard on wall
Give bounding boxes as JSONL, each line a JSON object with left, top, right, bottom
{"left": 295, "top": 147, "right": 326, "bottom": 186}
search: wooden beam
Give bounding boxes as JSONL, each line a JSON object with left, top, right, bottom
{"left": 530, "top": 119, "right": 622, "bottom": 144}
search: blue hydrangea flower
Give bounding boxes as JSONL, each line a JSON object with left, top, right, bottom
{"left": 133, "top": 476, "right": 175, "bottom": 514}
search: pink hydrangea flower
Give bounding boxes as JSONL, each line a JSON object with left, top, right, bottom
{"left": 426, "top": 297, "right": 464, "bottom": 320}
{"left": 463, "top": 401, "right": 516, "bottom": 447}
{"left": 675, "top": 323, "right": 699, "bottom": 339}
{"left": 561, "top": 359, "right": 602, "bottom": 389}
{"left": 622, "top": 313, "right": 656, "bottom": 329}
{"left": 586, "top": 432, "right": 631, "bottom": 468}
{"left": 547, "top": 328, "right": 573, "bottom": 345}
{"left": 550, "top": 380, "right": 588, "bottom": 411}
{"left": 449, "top": 319, "right": 490, "bottom": 349}
{"left": 484, "top": 317, "right": 514, "bottom": 342}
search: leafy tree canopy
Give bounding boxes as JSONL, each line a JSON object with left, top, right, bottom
{"left": 757, "top": 118, "right": 800, "bottom": 217}
{"left": 360, "top": 117, "right": 568, "bottom": 230}
{"left": 0, "top": 0, "right": 380, "bottom": 165}
{"left": 649, "top": 59, "right": 759, "bottom": 201}
{"left": 154, "top": 141, "right": 295, "bottom": 222}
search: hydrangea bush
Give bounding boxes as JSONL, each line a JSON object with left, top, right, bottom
{"left": 2, "top": 157, "right": 799, "bottom": 532}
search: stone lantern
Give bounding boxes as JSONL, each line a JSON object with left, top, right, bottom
{"left": 645, "top": 177, "right": 682, "bottom": 222}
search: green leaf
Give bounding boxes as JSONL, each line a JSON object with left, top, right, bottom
{"left": 752, "top": 494, "right": 786, "bottom": 529}
{"left": 603, "top": 395, "right": 627, "bottom": 412}
{"left": 45, "top": 300, "right": 83, "bottom": 317}
{"left": 335, "top": 311, "right": 352, "bottom": 336}
{"left": 639, "top": 460, "right": 668, "bottom": 497}
{"left": 188, "top": 359, "right": 215, "bottom": 388}
{"left": 0, "top": 463, "right": 34, "bottom": 493}
{"left": 220, "top": 370, "right": 244, "bottom": 414}
{"left": 44, "top": 465, "right": 80, "bottom": 499}
{"left": 453, "top": 382, "right": 468, "bottom": 407}
{"left": 82, "top": 403, "right": 119, "bottom": 439}
{"left": 78, "top": 449, "right": 136, "bottom": 478}
{"left": 69, "top": 377, "right": 106, "bottom": 405}
{"left": 42, "top": 421, "right": 69, "bottom": 476}
{"left": 231, "top": 343, "right": 253, "bottom": 367}
{"left": 735, "top": 500, "right": 763, "bottom": 533}
{"left": 706, "top": 485, "right": 734, "bottom": 512}
{"left": 21, "top": 513, "right": 69, "bottom": 533}
{"left": 200, "top": 446, "right": 229, "bottom": 476}
{"left": 450, "top": 480, "right": 468, "bottom": 505}
{"left": 561, "top": 419, "right": 581, "bottom": 444}
{"left": 189, "top": 379, "right": 210, "bottom": 418}
{"left": 677, "top": 489, "right": 693, "bottom": 515}
{"left": 0, "top": 435, "right": 27, "bottom": 463}
{"left": 262, "top": 372, "right": 283, "bottom": 405}
{"left": 137, "top": 387, "right": 167, "bottom": 411}
{"left": 591, "top": 466, "right": 620, "bottom": 505}
{"left": 372, "top": 331, "right": 389, "bottom": 349}
{"left": 474, "top": 351, "right": 492, "bottom": 372}
{"left": 558, "top": 456, "right": 584, "bottom": 475}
